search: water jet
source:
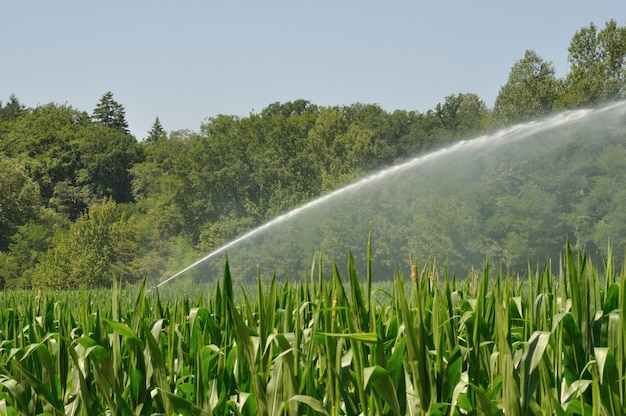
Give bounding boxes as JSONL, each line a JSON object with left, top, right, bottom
{"left": 158, "top": 101, "right": 626, "bottom": 287}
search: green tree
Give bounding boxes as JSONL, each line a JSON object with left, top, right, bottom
{"left": 456, "top": 93, "right": 490, "bottom": 136}
{"left": 566, "top": 142, "right": 626, "bottom": 253}
{"left": 393, "top": 111, "right": 442, "bottom": 155}
{"left": 145, "top": 116, "right": 165, "bottom": 143}
{"left": 78, "top": 124, "right": 143, "bottom": 203}
{"left": 131, "top": 130, "right": 196, "bottom": 235}
{"left": 32, "top": 199, "right": 139, "bottom": 289}
{"left": 482, "top": 183, "right": 560, "bottom": 271}
{"left": 0, "top": 94, "right": 25, "bottom": 120}
{"left": 243, "top": 100, "right": 320, "bottom": 217}
{"left": 92, "top": 91, "right": 130, "bottom": 132}
{"left": 435, "top": 93, "right": 489, "bottom": 138}
{"left": 48, "top": 179, "right": 94, "bottom": 220}
{"left": 0, "top": 208, "right": 59, "bottom": 289}
{"left": 561, "top": 20, "right": 626, "bottom": 107}
{"left": 408, "top": 195, "right": 480, "bottom": 271}
{"left": 191, "top": 115, "right": 254, "bottom": 244}
{"left": 305, "top": 107, "right": 351, "bottom": 190}
{"left": 0, "top": 103, "right": 90, "bottom": 202}
{"left": 342, "top": 103, "right": 396, "bottom": 163}
{"left": 331, "top": 123, "right": 382, "bottom": 176}
{"left": 0, "top": 156, "right": 41, "bottom": 251}
{"left": 435, "top": 94, "right": 462, "bottom": 135}
{"left": 130, "top": 132, "right": 190, "bottom": 280}
{"left": 493, "top": 50, "right": 558, "bottom": 125}
{"left": 0, "top": 102, "right": 142, "bottom": 214}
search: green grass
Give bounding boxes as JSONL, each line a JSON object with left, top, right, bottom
{"left": 0, "top": 242, "right": 624, "bottom": 415}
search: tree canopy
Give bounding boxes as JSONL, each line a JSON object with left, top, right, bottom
{"left": 561, "top": 19, "right": 626, "bottom": 106}
{"left": 493, "top": 49, "right": 558, "bottom": 125}
{"left": 1, "top": 20, "right": 626, "bottom": 289}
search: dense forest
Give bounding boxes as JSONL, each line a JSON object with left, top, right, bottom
{"left": 1, "top": 20, "right": 626, "bottom": 289}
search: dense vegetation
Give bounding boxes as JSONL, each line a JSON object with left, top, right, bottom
{"left": 1, "top": 20, "right": 626, "bottom": 289}
{"left": 0, "top": 244, "right": 623, "bottom": 415}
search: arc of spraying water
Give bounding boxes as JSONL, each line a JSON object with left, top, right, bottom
{"left": 155, "top": 103, "right": 624, "bottom": 288}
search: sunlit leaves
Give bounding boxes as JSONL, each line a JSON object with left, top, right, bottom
{"left": 563, "top": 19, "right": 626, "bottom": 106}
{"left": 494, "top": 49, "right": 559, "bottom": 125}
{"left": 0, "top": 245, "right": 626, "bottom": 414}
{"left": 31, "top": 199, "right": 140, "bottom": 289}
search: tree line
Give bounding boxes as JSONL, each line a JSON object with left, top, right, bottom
{"left": 1, "top": 20, "right": 625, "bottom": 289}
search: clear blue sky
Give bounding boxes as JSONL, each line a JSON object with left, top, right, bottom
{"left": 2, "top": 1, "right": 624, "bottom": 139}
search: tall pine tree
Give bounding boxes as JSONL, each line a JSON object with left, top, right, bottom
{"left": 92, "top": 91, "right": 129, "bottom": 133}
{"left": 0, "top": 94, "right": 25, "bottom": 120}
{"left": 146, "top": 116, "right": 165, "bottom": 143}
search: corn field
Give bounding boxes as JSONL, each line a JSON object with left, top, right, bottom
{"left": 0, "top": 243, "right": 625, "bottom": 415}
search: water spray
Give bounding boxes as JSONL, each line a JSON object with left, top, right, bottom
{"left": 155, "top": 102, "right": 626, "bottom": 288}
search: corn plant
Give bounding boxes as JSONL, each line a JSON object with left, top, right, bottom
{"left": 0, "top": 242, "right": 624, "bottom": 415}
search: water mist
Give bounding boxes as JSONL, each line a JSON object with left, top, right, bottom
{"left": 158, "top": 101, "right": 626, "bottom": 287}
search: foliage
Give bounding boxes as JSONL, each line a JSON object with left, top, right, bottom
{"left": 0, "top": 156, "right": 42, "bottom": 251}
{"left": 76, "top": 124, "right": 143, "bottom": 203}
{"left": 145, "top": 116, "right": 165, "bottom": 144}
{"left": 1, "top": 20, "right": 626, "bottom": 289}
{"left": 0, "top": 101, "right": 141, "bottom": 221}
{"left": 92, "top": 91, "right": 130, "bottom": 133}
{"left": 493, "top": 49, "right": 559, "bottom": 125}
{"left": 0, "top": 246, "right": 624, "bottom": 415}
{"left": 0, "top": 103, "right": 88, "bottom": 202}
{"left": 435, "top": 93, "right": 490, "bottom": 138}
{"left": 31, "top": 199, "right": 140, "bottom": 289}
{"left": 0, "top": 208, "right": 60, "bottom": 290}
{"left": 0, "top": 94, "right": 25, "bottom": 120}
{"left": 561, "top": 20, "right": 626, "bottom": 107}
